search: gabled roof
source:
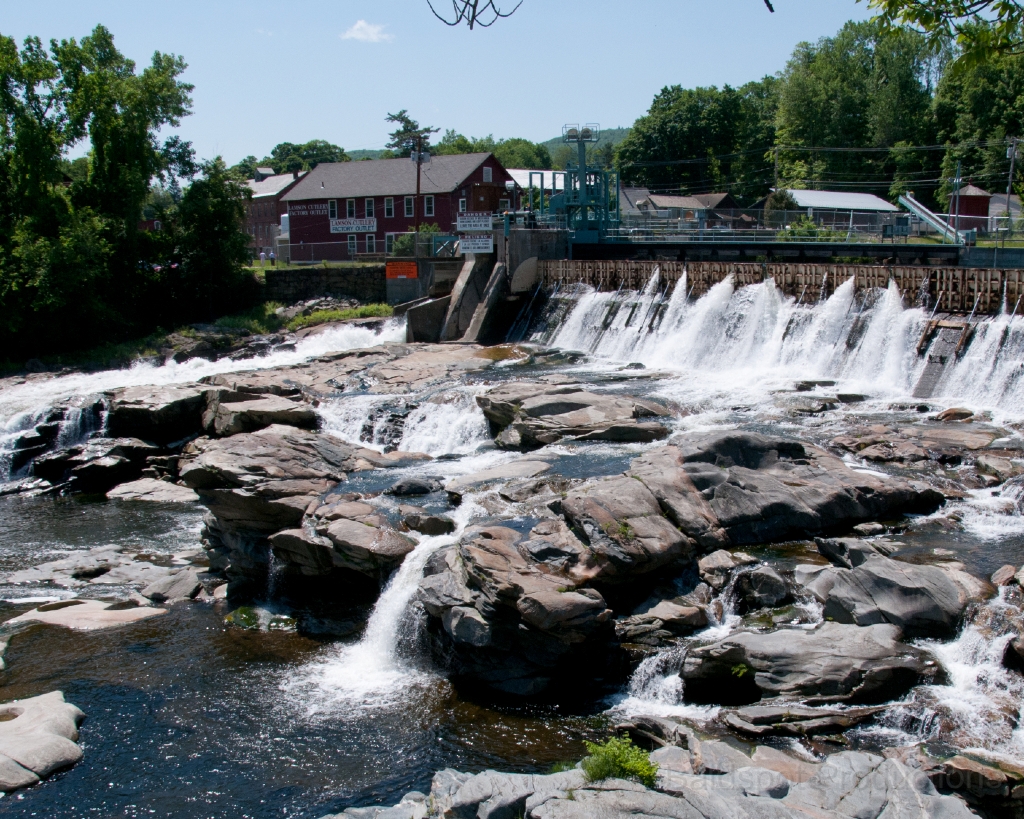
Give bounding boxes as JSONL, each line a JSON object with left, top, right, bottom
{"left": 951, "top": 184, "right": 992, "bottom": 198}
{"left": 783, "top": 189, "right": 900, "bottom": 212}
{"left": 691, "top": 192, "right": 740, "bottom": 210}
{"left": 282, "top": 153, "right": 501, "bottom": 201}
{"left": 247, "top": 172, "right": 306, "bottom": 199}
{"left": 646, "top": 194, "right": 708, "bottom": 210}
{"left": 989, "top": 193, "right": 1020, "bottom": 216}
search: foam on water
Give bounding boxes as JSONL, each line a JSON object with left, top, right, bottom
{"left": 0, "top": 318, "right": 406, "bottom": 427}
{"left": 541, "top": 273, "right": 1024, "bottom": 419}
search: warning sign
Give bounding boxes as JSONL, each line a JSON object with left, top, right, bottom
{"left": 460, "top": 235, "right": 494, "bottom": 254}
{"left": 457, "top": 212, "right": 492, "bottom": 232}
{"left": 386, "top": 261, "right": 418, "bottom": 280}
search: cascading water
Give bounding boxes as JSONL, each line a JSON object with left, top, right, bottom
{"left": 0, "top": 318, "right": 407, "bottom": 434}
{"left": 281, "top": 495, "right": 484, "bottom": 713}
{"left": 540, "top": 272, "right": 1024, "bottom": 418}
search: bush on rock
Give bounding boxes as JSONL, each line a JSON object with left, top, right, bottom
{"left": 581, "top": 736, "right": 658, "bottom": 787}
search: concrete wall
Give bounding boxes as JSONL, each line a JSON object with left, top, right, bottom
{"left": 264, "top": 265, "right": 387, "bottom": 304}
{"left": 959, "top": 246, "right": 1024, "bottom": 269}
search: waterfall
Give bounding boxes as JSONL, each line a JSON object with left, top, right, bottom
{"left": 0, "top": 318, "right": 407, "bottom": 434}
{"left": 539, "top": 274, "right": 1024, "bottom": 418}
{"left": 867, "top": 588, "right": 1024, "bottom": 759}
{"left": 280, "top": 495, "right": 484, "bottom": 714}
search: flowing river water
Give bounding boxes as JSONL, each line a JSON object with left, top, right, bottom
{"left": 0, "top": 274, "right": 1023, "bottom": 817}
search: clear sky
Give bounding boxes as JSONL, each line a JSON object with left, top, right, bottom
{"left": 4, "top": 1, "right": 872, "bottom": 164}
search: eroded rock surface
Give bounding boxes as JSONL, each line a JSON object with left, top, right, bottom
{"left": 0, "top": 692, "right": 86, "bottom": 792}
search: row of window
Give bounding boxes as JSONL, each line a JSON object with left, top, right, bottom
{"left": 248, "top": 201, "right": 274, "bottom": 218}
{"left": 327, "top": 195, "right": 436, "bottom": 220}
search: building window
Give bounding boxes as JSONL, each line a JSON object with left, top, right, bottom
{"left": 366, "top": 234, "right": 376, "bottom": 253}
{"left": 404, "top": 196, "right": 414, "bottom": 218}
{"left": 483, "top": 166, "right": 493, "bottom": 183}
{"left": 328, "top": 200, "right": 337, "bottom": 219}
{"left": 348, "top": 235, "right": 357, "bottom": 256}
{"left": 385, "top": 197, "right": 394, "bottom": 218}
{"left": 365, "top": 198, "right": 375, "bottom": 218}
{"left": 347, "top": 199, "right": 356, "bottom": 218}
{"left": 459, "top": 198, "right": 467, "bottom": 213}
{"left": 424, "top": 195, "right": 434, "bottom": 217}
{"left": 498, "top": 199, "right": 510, "bottom": 212}
{"left": 385, "top": 233, "right": 395, "bottom": 254}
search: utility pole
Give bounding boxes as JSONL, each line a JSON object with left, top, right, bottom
{"left": 1006, "top": 137, "right": 1018, "bottom": 239}
{"left": 414, "top": 134, "right": 423, "bottom": 237}
{"left": 774, "top": 146, "right": 779, "bottom": 190}
{"left": 954, "top": 160, "right": 963, "bottom": 242}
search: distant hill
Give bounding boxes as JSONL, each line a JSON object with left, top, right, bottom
{"left": 348, "top": 149, "right": 385, "bottom": 161}
{"left": 540, "top": 126, "right": 631, "bottom": 155}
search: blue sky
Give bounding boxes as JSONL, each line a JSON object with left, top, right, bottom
{"left": 4, "top": 1, "right": 872, "bottom": 164}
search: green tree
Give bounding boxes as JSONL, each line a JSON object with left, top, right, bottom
{"left": 865, "top": 0, "right": 1024, "bottom": 67}
{"left": 268, "top": 139, "right": 348, "bottom": 173}
{"left": 385, "top": 109, "right": 438, "bottom": 155}
{"left": 493, "top": 137, "right": 551, "bottom": 168}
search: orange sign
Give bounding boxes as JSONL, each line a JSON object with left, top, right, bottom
{"left": 386, "top": 261, "right": 418, "bottom": 280}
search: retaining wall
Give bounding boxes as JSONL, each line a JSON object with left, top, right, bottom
{"left": 538, "top": 260, "right": 1024, "bottom": 315}
{"left": 264, "top": 265, "right": 386, "bottom": 304}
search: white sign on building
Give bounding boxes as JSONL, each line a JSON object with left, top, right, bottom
{"left": 330, "top": 218, "right": 377, "bottom": 233}
{"left": 460, "top": 234, "right": 494, "bottom": 254}
{"left": 457, "top": 212, "right": 492, "bottom": 232}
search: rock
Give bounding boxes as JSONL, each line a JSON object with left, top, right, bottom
{"left": 629, "top": 600, "right": 707, "bottom": 635}
{"left": 815, "top": 537, "right": 897, "bottom": 569}
{"left": 936, "top": 407, "right": 974, "bottom": 422}
{"left": 446, "top": 769, "right": 587, "bottom": 819}
{"left": 316, "top": 517, "right": 416, "bottom": 577}
{"left": 697, "top": 550, "right": 758, "bottom": 590}
{"left": 33, "top": 437, "right": 157, "bottom": 492}
{"left": 446, "top": 461, "right": 551, "bottom": 495}
{"left": 141, "top": 567, "right": 202, "bottom": 602}
{"left": 106, "top": 478, "right": 199, "bottom": 503}
{"left": 477, "top": 382, "right": 671, "bottom": 450}
{"left": 976, "top": 453, "right": 1023, "bottom": 483}
{"left": 852, "top": 522, "right": 886, "bottom": 536}
{"left": 748, "top": 746, "right": 820, "bottom": 783}
{"left": 403, "top": 513, "right": 455, "bottom": 536}
{"left": 4, "top": 599, "right": 166, "bottom": 630}
{"left": 736, "top": 566, "right": 790, "bottom": 609}
{"left": 822, "top": 556, "right": 985, "bottom": 639}
{"left": 991, "top": 564, "right": 1018, "bottom": 586}
{"left": 203, "top": 395, "right": 318, "bottom": 437}
{"left": 695, "top": 739, "right": 752, "bottom": 774}
{"left": 0, "top": 691, "right": 85, "bottom": 789}
{"left": 722, "top": 703, "right": 885, "bottom": 738}
{"left": 720, "top": 766, "right": 792, "bottom": 798}
{"left": 649, "top": 745, "right": 693, "bottom": 775}
{"left": 105, "top": 384, "right": 206, "bottom": 443}
{"left": 386, "top": 477, "right": 443, "bottom": 496}
{"left": 560, "top": 475, "right": 695, "bottom": 581}
{"left": 442, "top": 606, "right": 492, "bottom": 646}
{"left": 682, "top": 622, "right": 933, "bottom": 704}
{"left": 3, "top": 546, "right": 179, "bottom": 590}
{"left": 627, "top": 432, "right": 943, "bottom": 549}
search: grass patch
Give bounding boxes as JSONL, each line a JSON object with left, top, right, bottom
{"left": 213, "top": 302, "right": 285, "bottom": 335}
{"left": 580, "top": 736, "right": 658, "bottom": 787}
{"left": 285, "top": 303, "right": 393, "bottom": 332}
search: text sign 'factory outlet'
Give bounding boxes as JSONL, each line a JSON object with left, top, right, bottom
{"left": 330, "top": 218, "right": 377, "bottom": 233}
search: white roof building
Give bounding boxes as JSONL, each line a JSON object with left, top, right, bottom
{"left": 780, "top": 189, "right": 900, "bottom": 212}
{"left": 507, "top": 169, "right": 565, "bottom": 192}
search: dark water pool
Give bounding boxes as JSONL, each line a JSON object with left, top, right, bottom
{"left": 0, "top": 498, "right": 601, "bottom": 819}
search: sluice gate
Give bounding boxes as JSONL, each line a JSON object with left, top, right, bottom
{"left": 538, "top": 260, "right": 1024, "bottom": 315}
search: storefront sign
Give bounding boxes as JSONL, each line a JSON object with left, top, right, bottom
{"left": 457, "top": 212, "right": 492, "bottom": 232}
{"left": 330, "top": 218, "right": 377, "bottom": 233}
{"left": 460, "top": 234, "right": 494, "bottom": 254}
{"left": 386, "top": 261, "right": 418, "bottom": 279}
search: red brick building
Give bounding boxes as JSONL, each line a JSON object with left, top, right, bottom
{"left": 245, "top": 170, "right": 306, "bottom": 255}
{"left": 281, "top": 153, "right": 514, "bottom": 261}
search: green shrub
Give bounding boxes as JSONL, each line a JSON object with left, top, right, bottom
{"left": 285, "top": 303, "right": 393, "bottom": 331}
{"left": 213, "top": 302, "right": 285, "bottom": 334}
{"left": 580, "top": 736, "right": 658, "bottom": 787}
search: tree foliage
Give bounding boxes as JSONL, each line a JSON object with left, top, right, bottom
{"left": 433, "top": 129, "right": 551, "bottom": 168}
{"left": 229, "top": 140, "right": 348, "bottom": 179}
{"left": 0, "top": 26, "right": 255, "bottom": 362}
{"left": 616, "top": 17, "right": 1024, "bottom": 210}
{"left": 865, "top": 0, "right": 1024, "bottom": 67}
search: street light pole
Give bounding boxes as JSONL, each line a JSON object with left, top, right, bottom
{"left": 1006, "top": 137, "right": 1018, "bottom": 240}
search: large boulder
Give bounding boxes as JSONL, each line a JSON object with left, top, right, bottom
{"left": 628, "top": 432, "right": 944, "bottom": 548}
{"left": 822, "top": 556, "right": 989, "bottom": 639}
{"left": 202, "top": 394, "right": 318, "bottom": 437}
{"left": 32, "top": 437, "right": 156, "bottom": 492}
{"left": 0, "top": 691, "right": 86, "bottom": 792}
{"left": 681, "top": 621, "right": 934, "bottom": 704}
{"left": 418, "top": 523, "right": 613, "bottom": 696}
{"left": 104, "top": 384, "right": 206, "bottom": 444}
{"left": 477, "top": 382, "right": 672, "bottom": 450}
